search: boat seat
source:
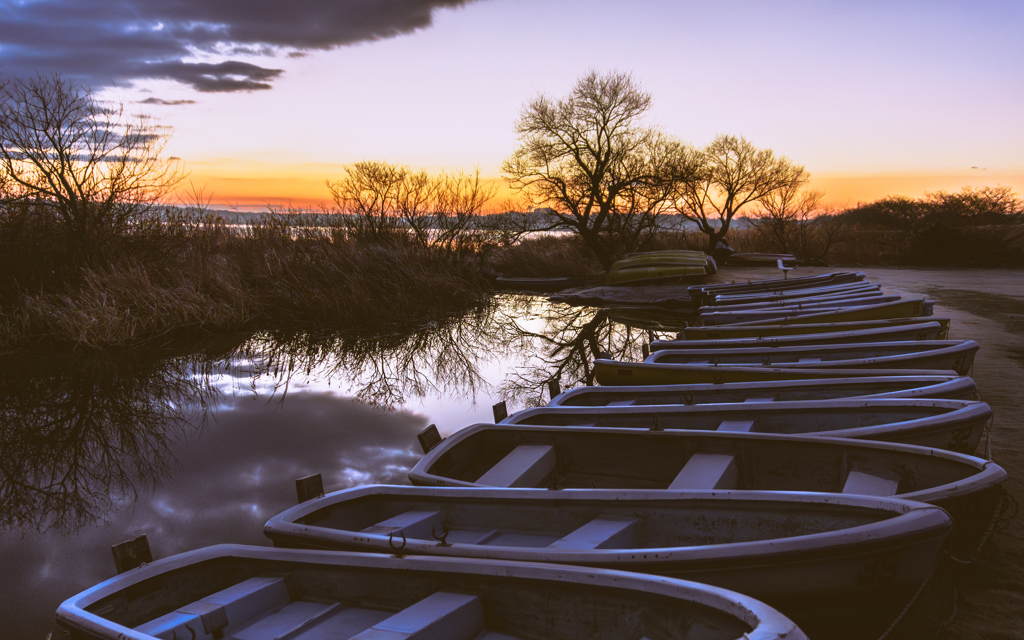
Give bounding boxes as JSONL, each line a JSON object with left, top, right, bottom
{"left": 138, "top": 577, "right": 289, "bottom": 640}
{"left": 842, "top": 469, "right": 899, "bottom": 496}
{"left": 607, "top": 399, "right": 636, "bottom": 406}
{"left": 548, "top": 518, "right": 637, "bottom": 550}
{"left": 232, "top": 601, "right": 345, "bottom": 640}
{"left": 350, "top": 591, "right": 484, "bottom": 640}
{"left": 668, "top": 453, "right": 738, "bottom": 490}
{"left": 716, "top": 419, "right": 755, "bottom": 432}
{"left": 743, "top": 396, "right": 775, "bottom": 402}
{"left": 797, "top": 357, "right": 822, "bottom": 363}
{"left": 476, "top": 444, "right": 555, "bottom": 488}
{"left": 361, "top": 510, "right": 443, "bottom": 540}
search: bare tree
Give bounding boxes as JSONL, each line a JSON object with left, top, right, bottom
{"left": 326, "top": 162, "right": 495, "bottom": 252}
{"left": 672, "top": 135, "right": 808, "bottom": 251}
{"left": 502, "top": 70, "right": 688, "bottom": 270}
{"left": 749, "top": 184, "right": 824, "bottom": 253}
{"left": 0, "top": 73, "right": 185, "bottom": 255}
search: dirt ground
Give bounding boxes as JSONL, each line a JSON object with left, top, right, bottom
{"left": 706, "top": 266, "right": 1023, "bottom": 639}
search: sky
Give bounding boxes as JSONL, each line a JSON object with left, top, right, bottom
{"left": 1, "top": 0, "right": 1021, "bottom": 210}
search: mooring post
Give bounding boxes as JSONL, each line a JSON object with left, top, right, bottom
{"left": 296, "top": 473, "right": 324, "bottom": 504}
{"left": 492, "top": 401, "right": 508, "bottom": 423}
{"left": 417, "top": 424, "right": 442, "bottom": 454}
{"left": 112, "top": 535, "right": 152, "bottom": 574}
{"left": 547, "top": 380, "right": 561, "bottom": 400}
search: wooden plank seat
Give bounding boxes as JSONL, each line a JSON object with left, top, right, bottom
{"left": 842, "top": 469, "right": 900, "bottom": 496}
{"left": 361, "top": 511, "right": 443, "bottom": 540}
{"left": 668, "top": 453, "right": 738, "bottom": 490}
{"left": 475, "top": 445, "right": 555, "bottom": 488}
{"left": 137, "top": 577, "right": 291, "bottom": 640}
{"left": 716, "top": 419, "right": 756, "bottom": 432}
{"left": 547, "top": 518, "right": 637, "bottom": 550}
{"left": 350, "top": 591, "right": 484, "bottom": 640}
{"left": 743, "top": 396, "right": 776, "bottom": 402}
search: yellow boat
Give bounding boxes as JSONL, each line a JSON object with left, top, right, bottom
{"left": 683, "top": 318, "right": 951, "bottom": 340}
{"left": 604, "top": 265, "right": 707, "bottom": 285}
{"left": 593, "top": 361, "right": 957, "bottom": 386}
{"left": 610, "top": 255, "right": 710, "bottom": 271}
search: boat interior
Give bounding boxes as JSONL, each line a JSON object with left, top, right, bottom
{"left": 295, "top": 493, "right": 897, "bottom": 551}
{"left": 85, "top": 557, "right": 751, "bottom": 640}
{"left": 425, "top": 429, "right": 975, "bottom": 496}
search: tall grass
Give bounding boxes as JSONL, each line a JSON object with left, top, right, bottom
{"left": 0, "top": 209, "right": 491, "bottom": 348}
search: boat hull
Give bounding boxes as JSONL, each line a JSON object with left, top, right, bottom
{"left": 651, "top": 322, "right": 945, "bottom": 349}
{"left": 56, "top": 545, "right": 804, "bottom": 640}
{"left": 682, "top": 317, "right": 952, "bottom": 340}
{"left": 265, "top": 487, "right": 951, "bottom": 637}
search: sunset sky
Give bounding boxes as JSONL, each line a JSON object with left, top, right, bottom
{"left": 1, "top": 0, "right": 1021, "bottom": 210}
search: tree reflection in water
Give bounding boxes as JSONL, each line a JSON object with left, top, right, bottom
{"left": 0, "top": 296, "right": 671, "bottom": 535}
{"left": 0, "top": 347, "right": 218, "bottom": 533}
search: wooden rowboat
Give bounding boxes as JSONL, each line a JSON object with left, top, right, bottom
{"left": 700, "top": 290, "right": 890, "bottom": 312}
{"left": 264, "top": 486, "right": 951, "bottom": 636}
{"left": 408, "top": 425, "right": 1006, "bottom": 547}
{"left": 688, "top": 272, "right": 866, "bottom": 304}
{"left": 651, "top": 322, "right": 945, "bottom": 349}
{"left": 593, "top": 363, "right": 959, "bottom": 386}
{"left": 698, "top": 296, "right": 905, "bottom": 324}
{"left": 718, "top": 298, "right": 933, "bottom": 326}
{"left": 645, "top": 340, "right": 979, "bottom": 375}
{"left": 709, "top": 283, "right": 882, "bottom": 305}
{"left": 548, "top": 375, "right": 977, "bottom": 407}
{"left": 505, "top": 398, "right": 991, "bottom": 454}
{"left": 56, "top": 545, "right": 805, "bottom": 640}
{"left": 682, "top": 317, "right": 951, "bottom": 340}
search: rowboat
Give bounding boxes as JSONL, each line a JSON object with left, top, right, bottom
{"left": 700, "top": 290, "right": 891, "bottom": 312}
{"left": 495, "top": 276, "right": 588, "bottom": 291}
{"left": 408, "top": 425, "right": 1006, "bottom": 546}
{"left": 56, "top": 545, "right": 805, "bottom": 640}
{"left": 611, "top": 253, "right": 710, "bottom": 269}
{"left": 605, "top": 265, "right": 707, "bottom": 285}
{"left": 651, "top": 322, "right": 945, "bottom": 349}
{"left": 726, "top": 253, "right": 798, "bottom": 266}
{"left": 547, "top": 376, "right": 976, "bottom": 406}
{"left": 698, "top": 296, "right": 905, "bottom": 324}
{"left": 688, "top": 272, "right": 866, "bottom": 304}
{"left": 718, "top": 299, "right": 933, "bottom": 325}
{"left": 265, "top": 485, "right": 951, "bottom": 635}
{"left": 709, "top": 283, "right": 883, "bottom": 305}
{"left": 681, "top": 317, "right": 951, "bottom": 340}
{"left": 593, "top": 363, "right": 959, "bottom": 386}
{"left": 505, "top": 398, "right": 991, "bottom": 453}
{"left": 606, "top": 307, "right": 696, "bottom": 330}
{"left": 645, "top": 340, "right": 979, "bottom": 375}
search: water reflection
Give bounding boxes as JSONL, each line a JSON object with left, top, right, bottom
{"left": 0, "top": 295, "right": 667, "bottom": 639}
{"left": 0, "top": 348, "right": 216, "bottom": 533}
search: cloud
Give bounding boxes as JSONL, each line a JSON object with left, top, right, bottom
{"left": 0, "top": 0, "right": 477, "bottom": 93}
{"left": 139, "top": 97, "right": 197, "bottom": 106}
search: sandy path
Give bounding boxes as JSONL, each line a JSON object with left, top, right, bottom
{"left": 707, "top": 266, "right": 1023, "bottom": 639}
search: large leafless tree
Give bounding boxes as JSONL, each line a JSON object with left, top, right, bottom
{"left": 672, "top": 135, "right": 808, "bottom": 251}
{"left": 502, "top": 71, "right": 688, "bottom": 270}
{"left": 0, "top": 73, "right": 184, "bottom": 255}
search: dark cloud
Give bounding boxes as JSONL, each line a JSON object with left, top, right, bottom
{"left": 139, "top": 97, "right": 197, "bottom": 106}
{"left": 0, "top": 0, "right": 477, "bottom": 93}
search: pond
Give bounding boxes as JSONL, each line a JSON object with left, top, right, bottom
{"left": 0, "top": 295, "right": 662, "bottom": 639}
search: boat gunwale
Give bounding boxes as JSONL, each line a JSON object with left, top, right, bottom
{"left": 409, "top": 425, "right": 1006, "bottom": 504}
{"left": 55, "top": 544, "right": 804, "bottom": 640}
{"left": 263, "top": 486, "right": 952, "bottom": 567}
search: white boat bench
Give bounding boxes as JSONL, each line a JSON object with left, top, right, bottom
{"left": 716, "top": 419, "right": 756, "bottom": 432}
{"left": 475, "top": 444, "right": 555, "bottom": 488}
{"left": 351, "top": 591, "right": 484, "bottom": 640}
{"left": 360, "top": 510, "right": 444, "bottom": 540}
{"left": 668, "top": 453, "right": 738, "bottom": 490}
{"left": 547, "top": 518, "right": 637, "bottom": 550}
{"left": 842, "top": 469, "right": 899, "bottom": 496}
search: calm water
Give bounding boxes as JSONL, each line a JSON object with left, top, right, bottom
{"left": 0, "top": 295, "right": 661, "bottom": 639}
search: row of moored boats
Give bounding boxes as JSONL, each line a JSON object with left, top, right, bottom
{"left": 57, "top": 270, "right": 1006, "bottom": 640}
